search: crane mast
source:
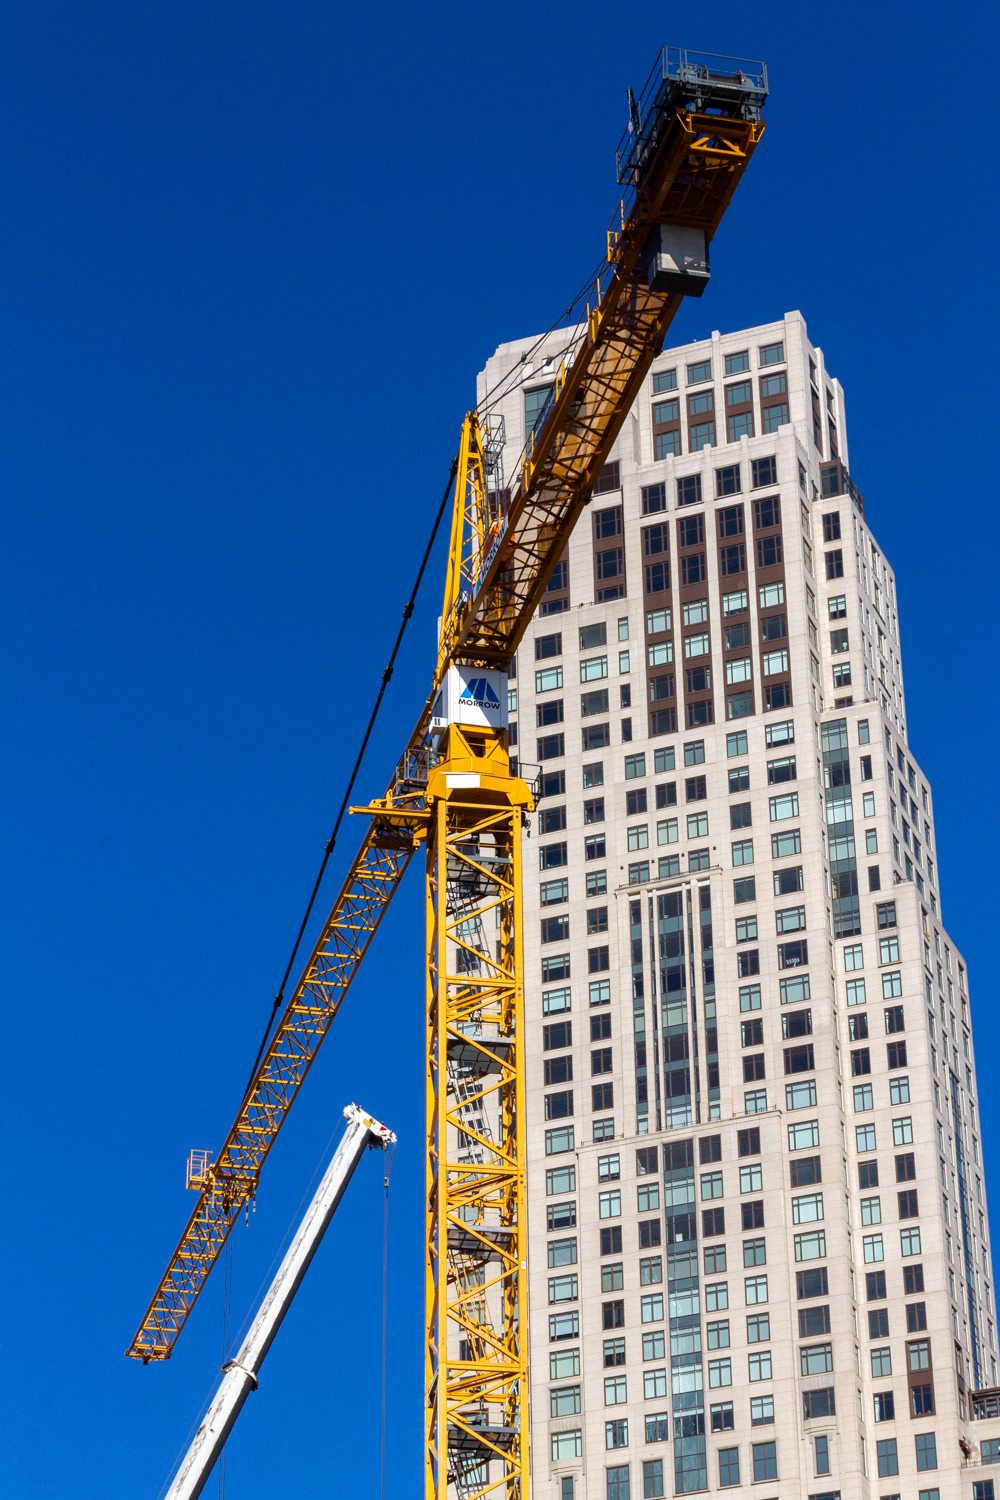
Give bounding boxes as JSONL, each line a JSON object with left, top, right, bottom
{"left": 129, "top": 42, "right": 767, "bottom": 1500}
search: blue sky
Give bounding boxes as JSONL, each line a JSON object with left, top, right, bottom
{"left": 2, "top": 3, "right": 998, "bottom": 1496}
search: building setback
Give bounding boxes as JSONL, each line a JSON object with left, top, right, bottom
{"left": 473, "top": 312, "right": 1000, "bottom": 1500}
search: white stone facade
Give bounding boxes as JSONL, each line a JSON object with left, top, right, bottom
{"left": 473, "top": 314, "right": 998, "bottom": 1500}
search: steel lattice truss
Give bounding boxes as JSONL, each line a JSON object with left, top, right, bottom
{"left": 127, "top": 827, "right": 415, "bottom": 1360}
{"left": 446, "top": 111, "right": 764, "bottom": 670}
{"left": 425, "top": 727, "right": 530, "bottom": 1500}
{"left": 128, "top": 86, "right": 765, "bottom": 1377}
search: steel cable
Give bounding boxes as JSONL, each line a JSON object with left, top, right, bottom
{"left": 241, "top": 458, "right": 459, "bottom": 1097}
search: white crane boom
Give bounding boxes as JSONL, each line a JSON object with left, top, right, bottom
{"left": 163, "top": 1103, "right": 396, "bottom": 1500}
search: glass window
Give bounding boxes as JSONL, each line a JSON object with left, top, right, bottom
{"left": 551, "top": 1429, "right": 583, "bottom": 1459}
{"left": 752, "top": 1441, "right": 777, "bottom": 1481}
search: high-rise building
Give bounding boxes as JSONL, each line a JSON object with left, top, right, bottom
{"left": 475, "top": 312, "right": 1000, "bottom": 1500}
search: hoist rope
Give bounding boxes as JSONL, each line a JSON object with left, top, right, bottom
{"left": 242, "top": 459, "right": 459, "bottom": 1098}
{"left": 218, "top": 1234, "right": 234, "bottom": 1498}
{"left": 380, "top": 1142, "right": 396, "bottom": 1500}
{"left": 474, "top": 252, "right": 613, "bottom": 419}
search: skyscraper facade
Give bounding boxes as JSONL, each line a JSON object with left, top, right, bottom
{"left": 475, "top": 312, "right": 1000, "bottom": 1500}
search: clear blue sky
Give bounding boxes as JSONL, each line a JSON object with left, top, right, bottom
{"left": 2, "top": 3, "right": 998, "bottom": 1496}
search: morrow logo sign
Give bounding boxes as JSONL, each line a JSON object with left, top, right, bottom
{"left": 458, "top": 678, "right": 502, "bottom": 709}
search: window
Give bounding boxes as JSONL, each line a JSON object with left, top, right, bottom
{"left": 737, "top": 917, "right": 758, "bottom": 946}
{"left": 760, "top": 341, "right": 784, "bottom": 367}
{"left": 542, "top": 915, "right": 570, "bottom": 946}
{"left": 623, "top": 752, "right": 647, "bottom": 781}
{"left": 708, "top": 1357, "right": 732, "bottom": 1387}
{"left": 876, "top": 1438, "right": 899, "bottom": 1478}
{"left": 868, "top": 1307, "right": 889, "bottom": 1336}
{"left": 549, "top": 1311, "right": 579, "bottom": 1340}
{"left": 549, "top": 1272, "right": 579, "bottom": 1303}
{"left": 752, "top": 1441, "right": 777, "bottom": 1482}
{"left": 641, "top": 1460, "right": 664, "bottom": 1499}
{"left": 787, "top": 1080, "right": 818, "bottom": 1109}
{"left": 545, "top": 1090, "right": 573, "bottom": 1120}
{"left": 641, "top": 482, "right": 667, "bottom": 518}
{"left": 718, "top": 1448, "right": 740, "bottom": 1488}
{"left": 711, "top": 1401, "right": 735, "bottom": 1433}
{"left": 798, "top": 1305, "right": 831, "bottom": 1336}
{"left": 872, "top": 1390, "right": 895, "bottom": 1423}
{"left": 745, "top": 1274, "right": 768, "bottom": 1305}
{"left": 790, "top": 1156, "right": 821, "bottom": 1187}
{"left": 582, "top": 689, "right": 610, "bottom": 719}
{"left": 856, "top": 1124, "right": 877, "bottom": 1151}
{"left": 749, "top": 1350, "right": 772, "bottom": 1381}
{"left": 895, "top": 1153, "right": 915, "bottom": 1182}
{"left": 746, "top": 1399, "right": 775, "bottom": 1438}
{"left": 769, "top": 792, "right": 799, "bottom": 820}
{"left": 747, "top": 1312, "right": 770, "bottom": 1344}
{"left": 793, "top": 1193, "right": 824, "bottom": 1223}
{"left": 541, "top": 879, "right": 570, "bottom": 909}
{"left": 744, "top": 1237, "right": 766, "bottom": 1267}
{"left": 542, "top": 955, "right": 571, "bottom": 983}
{"left": 707, "top": 1318, "right": 730, "bottom": 1350}
{"left": 550, "top": 1429, "right": 583, "bottom": 1461}
{"left": 893, "top": 1117, "right": 913, "bottom": 1145}
{"left": 863, "top": 1233, "right": 884, "bottom": 1262}
{"left": 794, "top": 1231, "right": 826, "bottom": 1261}
{"left": 641, "top": 1293, "right": 664, "bottom": 1323}
{"left": 701, "top": 1168, "right": 724, "bottom": 1198}
{"left": 550, "top": 1384, "right": 581, "bottom": 1418}
{"left": 796, "top": 1267, "right": 829, "bottom": 1300}
{"left": 791, "top": 1122, "right": 821, "bottom": 1152}
{"left": 605, "top": 1465, "right": 629, "bottom": 1500}
{"left": 915, "top": 1434, "right": 937, "bottom": 1472}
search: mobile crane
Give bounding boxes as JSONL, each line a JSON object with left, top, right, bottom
{"left": 128, "top": 46, "right": 768, "bottom": 1500}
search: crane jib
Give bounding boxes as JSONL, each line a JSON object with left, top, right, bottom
{"left": 127, "top": 45, "right": 768, "bottom": 1397}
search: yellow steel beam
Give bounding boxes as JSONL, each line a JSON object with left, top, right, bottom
{"left": 425, "top": 725, "right": 531, "bottom": 1500}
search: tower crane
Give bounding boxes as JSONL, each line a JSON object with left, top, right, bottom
{"left": 128, "top": 45, "right": 768, "bottom": 1500}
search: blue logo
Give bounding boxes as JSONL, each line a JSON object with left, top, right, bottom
{"left": 459, "top": 678, "right": 501, "bottom": 708}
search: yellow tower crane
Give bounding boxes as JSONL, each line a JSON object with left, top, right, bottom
{"left": 128, "top": 45, "right": 768, "bottom": 1500}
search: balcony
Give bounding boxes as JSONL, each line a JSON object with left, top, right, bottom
{"left": 820, "top": 460, "right": 865, "bottom": 516}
